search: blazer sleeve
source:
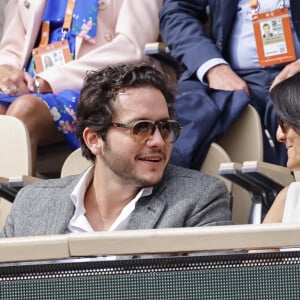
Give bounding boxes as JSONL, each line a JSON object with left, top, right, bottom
{"left": 39, "top": 0, "right": 163, "bottom": 92}
{"left": 160, "top": 0, "right": 223, "bottom": 78}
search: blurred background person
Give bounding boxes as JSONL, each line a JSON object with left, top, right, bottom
{"left": 0, "top": 0, "right": 8, "bottom": 41}
{"left": 0, "top": 0, "right": 162, "bottom": 174}
{"left": 160, "top": 0, "right": 300, "bottom": 170}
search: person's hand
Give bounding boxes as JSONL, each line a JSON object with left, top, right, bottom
{"left": 0, "top": 64, "right": 30, "bottom": 95}
{"left": 270, "top": 59, "right": 300, "bottom": 90}
{"left": 23, "top": 72, "right": 52, "bottom": 94}
{"left": 206, "top": 64, "right": 249, "bottom": 95}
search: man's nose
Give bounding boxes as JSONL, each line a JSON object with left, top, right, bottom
{"left": 147, "top": 127, "right": 165, "bottom": 146}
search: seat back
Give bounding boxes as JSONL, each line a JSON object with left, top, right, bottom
{"left": 293, "top": 171, "right": 300, "bottom": 181}
{"left": 60, "top": 148, "right": 92, "bottom": 177}
{"left": 218, "top": 104, "right": 263, "bottom": 163}
{"left": 0, "top": 115, "right": 32, "bottom": 230}
{"left": 218, "top": 105, "right": 264, "bottom": 224}
{"left": 200, "top": 142, "right": 232, "bottom": 193}
{"left": 0, "top": 115, "right": 32, "bottom": 177}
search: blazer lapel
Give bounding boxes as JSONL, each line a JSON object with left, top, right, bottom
{"left": 290, "top": 0, "right": 300, "bottom": 41}
{"left": 41, "top": 175, "right": 79, "bottom": 235}
{"left": 221, "top": 0, "right": 239, "bottom": 42}
{"left": 126, "top": 182, "right": 168, "bottom": 230}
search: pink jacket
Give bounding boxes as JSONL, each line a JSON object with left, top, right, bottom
{"left": 0, "top": 0, "right": 162, "bottom": 92}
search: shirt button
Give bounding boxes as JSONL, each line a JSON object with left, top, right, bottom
{"left": 104, "top": 32, "right": 113, "bottom": 41}
{"left": 98, "top": 1, "right": 106, "bottom": 10}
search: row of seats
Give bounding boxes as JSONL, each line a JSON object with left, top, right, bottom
{"left": 0, "top": 41, "right": 295, "bottom": 226}
{"left": 0, "top": 104, "right": 285, "bottom": 229}
{"left": 0, "top": 39, "right": 265, "bottom": 227}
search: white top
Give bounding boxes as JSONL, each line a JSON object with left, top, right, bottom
{"left": 66, "top": 165, "right": 153, "bottom": 233}
{"left": 282, "top": 181, "right": 300, "bottom": 224}
{"left": 280, "top": 181, "right": 300, "bottom": 251}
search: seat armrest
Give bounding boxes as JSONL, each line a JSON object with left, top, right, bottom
{"left": 219, "top": 162, "right": 264, "bottom": 199}
{"left": 242, "top": 161, "right": 295, "bottom": 187}
{"left": 0, "top": 183, "right": 18, "bottom": 203}
{"left": 0, "top": 176, "right": 44, "bottom": 203}
{"left": 219, "top": 162, "right": 270, "bottom": 224}
{"left": 8, "top": 175, "right": 44, "bottom": 189}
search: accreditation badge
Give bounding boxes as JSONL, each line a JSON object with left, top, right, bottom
{"left": 252, "top": 8, "right": 295, "bottom": 67}
{"left": 32, "top": 40, "right": 73, "bottom": 74}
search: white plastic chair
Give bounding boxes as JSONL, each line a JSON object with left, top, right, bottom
{"left": 60, "top": 148, "right": 92, "bottom": 178}
{"left": 201, "top": 142, "right": 232, "bottom": 193}
{"left": 0, "top": 115, "right": 32, "bottom": 177}
{"left": 217, "top": 105, "right": 264, "bottom": 224}
{"left": 0, "top": 115, "right": 32, "bottom": 230}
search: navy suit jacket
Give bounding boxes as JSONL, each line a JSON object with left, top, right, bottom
{"left": 159, "top": 0, "right": 300, "bottom": 169}
{"left": 160, "top": 0, "right": 300, "bottom": 81}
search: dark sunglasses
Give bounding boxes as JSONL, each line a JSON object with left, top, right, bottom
{"left": 110, "top": 119, "right": 182, "bottom": 144}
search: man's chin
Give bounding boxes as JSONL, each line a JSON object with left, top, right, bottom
{"left": 137, "top": 172, "right": 164, "bottom": 187}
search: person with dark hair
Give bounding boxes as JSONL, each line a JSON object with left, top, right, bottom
{"left": 263, "top": 73, "right": 300, "bottom": 224}
{"left": 0, "top": 64, "right": 231, "bottom": 238}
{"left": 160, "top": 0, "right": 300, "bottom": 169}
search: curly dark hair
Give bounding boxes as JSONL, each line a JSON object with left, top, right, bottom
{"left": 76, "top": 64, "right": 176, "bottom": 162}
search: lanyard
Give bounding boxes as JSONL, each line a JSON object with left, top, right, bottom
{"left": 62, "top": 0, "right": 76, "bottom": 37}
{"left": 249, "top": 0, "right": 286, "bottom": 13}
{"left": 39, "top": 0, "right": 76, "bottom": 46}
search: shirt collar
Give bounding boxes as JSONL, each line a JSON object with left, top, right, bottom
{"left": 68, "top": 165, "right": 153, "bottom": 233}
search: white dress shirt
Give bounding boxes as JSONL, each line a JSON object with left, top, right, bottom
{"left": 66, "top": 165, "right": 153, "bottom": 233}
{"left": 282, "top": 181, "right": 300, "bottom": 224}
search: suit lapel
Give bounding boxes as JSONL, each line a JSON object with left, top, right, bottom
{"left": 126, "top": 182, "right": 168, "bottom": 230}
{"left": 221, "top": 0, "right": 239, "bottom": 41}
{"left": 290, "top": 0, "right": 300, "bottom": 41}
{"left": 42, "top": 176, "right": 79, "bottom": 235}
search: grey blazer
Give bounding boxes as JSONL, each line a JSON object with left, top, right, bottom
{"left": 0, "top": 164, "right": 231, "bottom": 237}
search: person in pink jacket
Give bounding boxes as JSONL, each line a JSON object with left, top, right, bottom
{"left": 0, "top": 0, "right": 162, "bottom": 174}
{"left": 0, "top": 0, "right": 8, "bottom": 40}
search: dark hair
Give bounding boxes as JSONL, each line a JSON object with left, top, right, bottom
{"left": 77, "top": 64, "right": 176, "bottom": 162}
{"left": 270, "top": 72, "right": 300, "bottom": 132}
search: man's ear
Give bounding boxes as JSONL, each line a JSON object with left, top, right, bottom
{"left": 82, "top": 127, "right": 103, "bottom": 156}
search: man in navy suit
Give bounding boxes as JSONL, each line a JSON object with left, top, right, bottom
{"left": 160, "top": 0, "right": 300, "bottom": 169}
